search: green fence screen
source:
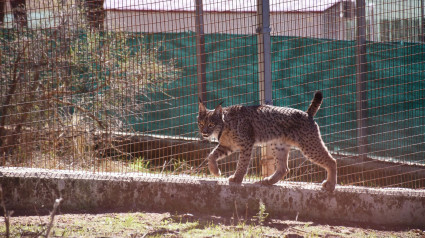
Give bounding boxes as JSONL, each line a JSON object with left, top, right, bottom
{"left": 139, "top": 32, "right": 425, "bottom": 164}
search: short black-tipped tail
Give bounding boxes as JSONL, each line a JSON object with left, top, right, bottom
{"left": 306, "top": 91, "right": 323, "bottom": 117}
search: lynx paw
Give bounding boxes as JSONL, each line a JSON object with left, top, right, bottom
{"left": 208, "top": 160, "right": 221, "bottom": 177}
{"left": 321, "top": 180, "right": 336, "bottom": 192}
{"left": 258, "top": 177, "right": 275, "bottom": 186}
{"left": 260, "top": 172, "right": 285, "bottom": 185}
{"left": 228, "top": 175, "right": 243, "bottom": 184}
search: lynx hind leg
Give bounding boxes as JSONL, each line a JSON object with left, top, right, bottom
{"left": 299, "top": 134, "right": 337, "bottom": 192}
{"left": 261, "top": 143, "right": 290, "bottom": 185}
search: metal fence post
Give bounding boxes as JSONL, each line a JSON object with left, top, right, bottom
{"left": 421, "top": 0, "right": 425, "bottom": 42}
{"left": 257, "top": 0, "right": 274, "bottom": 177}
{"left": 355, "top": 0, "right": 368, "bottom": 162}
{"left": 195, "top": 0, "right": 207, "bottom": 102}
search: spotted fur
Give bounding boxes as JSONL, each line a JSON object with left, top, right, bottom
{"left": 198, "top": 91, "right": 337, "bottom": 192}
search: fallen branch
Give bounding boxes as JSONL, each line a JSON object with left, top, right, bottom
{"left": 45, "top": 197, "right": 63, "bottom": 238}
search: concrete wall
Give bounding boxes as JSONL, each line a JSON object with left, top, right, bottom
{"left": 1, "top": 167, "right": 424, "bottom": 228}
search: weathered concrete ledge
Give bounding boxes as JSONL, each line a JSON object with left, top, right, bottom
{"left": 1, "top": 167, "right": 424, "bottom": 228}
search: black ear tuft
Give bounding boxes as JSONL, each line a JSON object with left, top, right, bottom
{"left": 215, "top": 101, "right": 224, "bottom": 110}
{"left": 198, "top": 98, "right": 207, "bottom": 113}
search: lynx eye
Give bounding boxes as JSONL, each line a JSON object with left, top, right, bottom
{"left": 208, "top": 123, "right": 215, "bottom": 128}
{"left": 199, "top": 122, "right": 205, "bottom": 127}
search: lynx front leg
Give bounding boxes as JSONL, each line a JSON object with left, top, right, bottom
{"left": 228, "top": 147, "right": 253, "bottom": 184}
{"left": 208, "top": 144, "right": 232, "bottom": 176}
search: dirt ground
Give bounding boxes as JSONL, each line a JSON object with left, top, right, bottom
{"left": 2, "top": 211, "right": 424, "bottom": 238}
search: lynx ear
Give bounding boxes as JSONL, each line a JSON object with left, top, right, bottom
{"left": 198, "top": 97, "right": 206, "bottom": 114}
{"left": 213, "top": 101, "right": 223, "bottom": 116}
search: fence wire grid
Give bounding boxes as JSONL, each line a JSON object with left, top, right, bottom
{"left": 0, "top": 0, "right": 424, "bottom": 189}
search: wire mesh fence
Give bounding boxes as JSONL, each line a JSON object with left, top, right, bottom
{"left": 0, "top": 0, "right": 424, "bottom": 189}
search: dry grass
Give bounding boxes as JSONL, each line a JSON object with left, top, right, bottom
{"left": 2, "top": 211, "right": 423, "bottom": 238}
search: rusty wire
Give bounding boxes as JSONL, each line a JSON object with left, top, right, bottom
{"left": 0, "top": 0, "right": 423, "bottom": 189}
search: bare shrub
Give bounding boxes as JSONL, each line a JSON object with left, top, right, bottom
{"left": 0, "top": 0, "right": 180, "bottom": 170}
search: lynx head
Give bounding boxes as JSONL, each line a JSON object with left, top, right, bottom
{"left": 198, "top": 99, "right": 224, "bottom": 140}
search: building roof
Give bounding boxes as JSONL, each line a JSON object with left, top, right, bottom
{"left": 104, "top": 0, "right": 344, "bottom": 13}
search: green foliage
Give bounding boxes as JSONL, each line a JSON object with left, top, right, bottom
{"left": 254, "top": 199, "right": 269, "bottom": 225}
{"left": 172, "top": 158, "right": 191, "bottom": 173}
{"left": 129, "top": 157, "right": 150, "bottom": 172}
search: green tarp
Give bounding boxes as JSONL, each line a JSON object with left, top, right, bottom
{"left": 139, "top": 32, "right": 425, "bottom": 163}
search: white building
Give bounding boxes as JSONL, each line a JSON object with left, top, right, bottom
{"left": 104, "top": 0, "right": 355, "bottom": 40}
{"left": 365, "top": 0, "right": 423, "bottom": 42}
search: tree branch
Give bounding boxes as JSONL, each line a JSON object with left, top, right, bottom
{"left": 0, "top": 185, "right": 14, "bottom": 238}
{"left": 50, "top": 98, "right": 107, "bottom": 130}
{"left": 0, "top": 45, "right": 26, "bottom": 151}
